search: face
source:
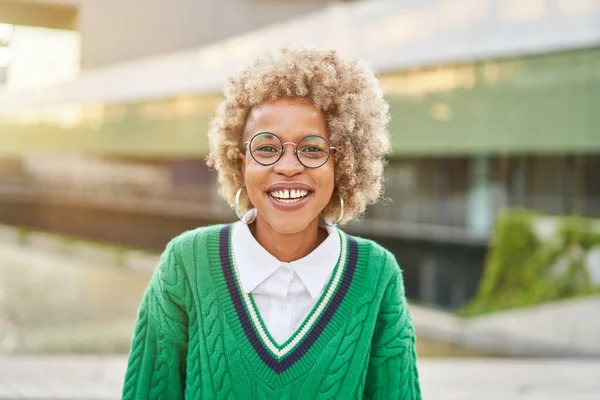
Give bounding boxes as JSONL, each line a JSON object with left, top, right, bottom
{"left": 240, "top": 98, "right": 335, "bottom": 235}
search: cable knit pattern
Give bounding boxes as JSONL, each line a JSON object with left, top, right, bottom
{"left": 201, "top": 289, "right": 235, "bottom": 399}
{"left": 364, "top": 256, "right": 422, "bottom": 400}
{"left": 123, "top": 241, "right": 188, "bottom": 400}
{"left": 122, "top": 305, "right": 148, "bottom": 399}
{"left": 318, "top": 299, "right": 369, "bottom": 398}
{"left": 122, "top": 224, "right": 421, "bottom": 399}
{"left": 185, "top": 306, "right": 202, "bottom": 399}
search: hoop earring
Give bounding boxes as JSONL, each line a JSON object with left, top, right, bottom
{"left": 235, "top": 187, "right": 256, "bottom": 224}
{"left": 324, "top": 193, "right": 344, "bottom": 227}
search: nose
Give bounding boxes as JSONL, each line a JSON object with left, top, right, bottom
{"left": 273, "top": 145, "right": 304, "bottom": 176}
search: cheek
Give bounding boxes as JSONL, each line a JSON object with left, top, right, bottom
{"left": 317, "top": 164, "right": 335, "bottom": 195}
{"left": 243, "top": 162, "right": 267, "bottom": 198}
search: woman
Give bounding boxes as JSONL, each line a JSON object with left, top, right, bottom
{"left": 122, "top": 47, "right": 421, "bottom": 399}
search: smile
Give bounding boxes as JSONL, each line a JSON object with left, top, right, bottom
{"left": 268, "top": 189, "right": 310, "bottom": 203}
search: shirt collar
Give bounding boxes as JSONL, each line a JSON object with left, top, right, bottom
{"left": 232, "top": 209, "right": 341, "bottom": 299}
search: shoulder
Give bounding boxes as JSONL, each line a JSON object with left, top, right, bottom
{"left": 152, "top": 223, "right": 231, "bottom": 277}
{"left": 150, "top": 223, "right": 230, "bottom": 291}
{"left": 167, "top": 223, "right": 229, "bottom": 255}
{"left": 345, "top": 232, "right": 403, "bottom": 284}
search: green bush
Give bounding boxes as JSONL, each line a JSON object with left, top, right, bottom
{"left": 460, "top": 209, "right": 600, "bottom": 316}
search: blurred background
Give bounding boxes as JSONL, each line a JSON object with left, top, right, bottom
{"left": 0, "top": 0, "right": 599, "bottom": 398}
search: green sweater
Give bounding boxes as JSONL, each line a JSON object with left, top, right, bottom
{"left": 122, "top": 224, "right": 421, "bottom": 399}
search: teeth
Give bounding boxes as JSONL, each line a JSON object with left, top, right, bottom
{"left": 270, "top": 189, "right": 308, "bottom": 200}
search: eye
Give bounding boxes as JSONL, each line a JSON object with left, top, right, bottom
{"left": 300, "top": 146, "right": 327, "bottom": 160}
{"left": 301, "top": 146, "right": 325, "bottom": 153}
{"left": 255, "top": 145, "right": 279, "bottom": 153}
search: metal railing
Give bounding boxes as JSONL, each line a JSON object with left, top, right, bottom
{"left": 2, "top": 178, "right": 598, "bottom": 244}
{"left": 0, "top": 178, "right": 232, "bottom": 220}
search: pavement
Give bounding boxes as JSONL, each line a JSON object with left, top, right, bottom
{"left": 0, "top": 356, "right": 599, "bottom": 399}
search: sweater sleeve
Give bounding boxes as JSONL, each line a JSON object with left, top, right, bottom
{"left": 364, "top": 254, "right": 422, "bottom": 400}
{"left": 122, "top": 241, "right": 189, "bottom": 400}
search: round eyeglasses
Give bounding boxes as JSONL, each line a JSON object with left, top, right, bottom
{"left": 243, "top": 132, "right": 335, "bottom": 169}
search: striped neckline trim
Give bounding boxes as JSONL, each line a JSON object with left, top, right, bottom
{"left": 233, "top": 227, "right": 346, "bottom": 358}
{"left": 218, "top": 224, "right": 359, "bottom": 374}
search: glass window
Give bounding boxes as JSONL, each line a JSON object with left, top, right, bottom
{"left": 525, "top": 156, "right": 566, "bottom": 214}
{"left": 583, "top": 156, "right": 600, "bottom": 217}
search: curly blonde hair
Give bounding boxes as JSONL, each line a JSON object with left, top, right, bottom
{"left": 206, "top": 46, "right": 391, "bottom": 224}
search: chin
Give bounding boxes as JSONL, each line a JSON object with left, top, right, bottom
{"left": 263, "top": 214, "right": 315, "bottom": 235}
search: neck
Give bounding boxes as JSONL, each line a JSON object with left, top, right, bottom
{"left": 250, "top": 216, "right": 328, "bottom": 262}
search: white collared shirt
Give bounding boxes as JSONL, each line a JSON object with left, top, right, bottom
{"left": 232, "top": 211, "right": 340, "bottom": 345}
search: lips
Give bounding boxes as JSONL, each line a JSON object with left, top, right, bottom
{"left": 266, "top": 183, "right": 313, "bottom": 205}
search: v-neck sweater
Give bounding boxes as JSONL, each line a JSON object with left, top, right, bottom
{"left": 122, "top": 224, "right": 422, "bottom": 400}
{"left": 232, "top": 219, "right": 340, "bottom": 345}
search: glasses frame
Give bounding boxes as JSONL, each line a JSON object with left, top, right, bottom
{"left": 243, "top": 132, "right": 336, "bottom": 169}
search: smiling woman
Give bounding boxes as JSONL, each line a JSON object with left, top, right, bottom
{"left": 122, "top": 47, "right": 422, "bottom": 399}
{"left": 239, "top": 98, "right": 335, "bottom": 261}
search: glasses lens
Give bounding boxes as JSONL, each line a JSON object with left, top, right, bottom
{"left": 250, "top": 133, "right": 282, "bottom": 165}
{"left": 297, "top": 136, "right": 330, "bottom": 168}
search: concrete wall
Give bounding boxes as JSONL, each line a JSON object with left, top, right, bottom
{"left": 78, "top": 0, "right": 332, "bottom": 69}
{"left": 463, "top": 297, "right": 600, "bottom": 356}
{"left": 412, "top": 297, "right": 600, "bottom": 356}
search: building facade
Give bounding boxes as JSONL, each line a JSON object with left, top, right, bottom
{"left": 0, "top": 0, "right": 335, "bottom": 69}
{"left": 1, "top": 0, "right": 599, "bottom": 309}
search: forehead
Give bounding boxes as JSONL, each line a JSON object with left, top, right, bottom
{"left": 244, "top": 98, "right": 328, "bottom": 140}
